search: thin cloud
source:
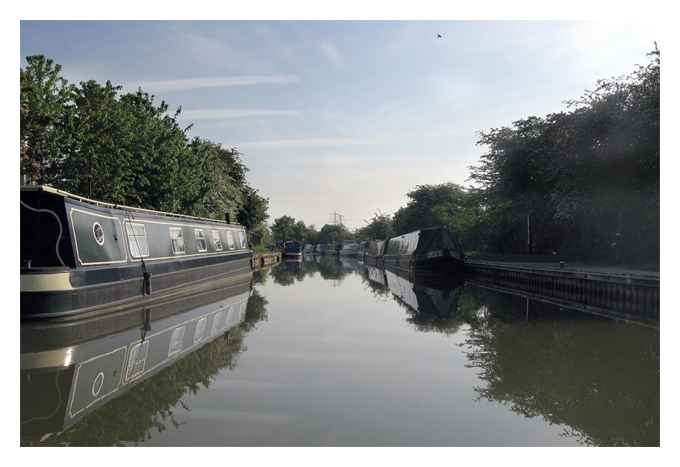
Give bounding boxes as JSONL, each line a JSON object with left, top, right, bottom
{"left": 319, "top": 42, "right": 344, "bottom": 68}
{"left": 237, "top": 137, "right": 370, "bottom": 149}
{"left": 123, "top": 75, "right": 300, "bottom": 93}
{"left": 180, "top": 108, "right": 301, "bottom": 121}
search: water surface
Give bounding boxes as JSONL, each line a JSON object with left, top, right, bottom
{"left": 21, "top": 257, "right": 659, "bottom": 446}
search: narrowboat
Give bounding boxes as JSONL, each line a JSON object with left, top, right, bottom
{"left": 21, "top": 185, "right": 252, "bottom": 320}
{"left": 338, "top": 241, "right": 360, "bottom": 257}
{"left": 303, "top": 243, "right": 315, "bottom": 256}
{"left": 382, "top": 226, "right": 464, "bottom": 274}
{"left": 365, "top": 239, "right": 386, "bottom": 267}
{"left": 283, "top": 240, "right": 303, "bottom": 259}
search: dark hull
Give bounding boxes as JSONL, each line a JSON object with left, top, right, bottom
{"left": 283, "top": 252, "right": 303, "bottom": 258}
{"left": 382, "top": 254, "right": 464, "bottom": 275}
{"left": 22, "top": 253, "right": 252, "bottom": 319}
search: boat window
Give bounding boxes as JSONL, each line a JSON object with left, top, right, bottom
{"left": 125, "top": 222, "right": 149, "bottom": 258}
{"left": 195, "top": 229, "right": 208, "bottom": 252}
{"left": 169, "top": 227, "right": 185, "bottom": 255}
{"left": 238, "top": 230, "right": 247, "bottom": 249}
{"left": 212, "top": 230, "right": 223, "bottom": 251}
{"left": 226, "top": 230, "right": 236, "bottom": 250}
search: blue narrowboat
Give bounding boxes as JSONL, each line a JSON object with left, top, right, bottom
{"left": 283, "top": 240, "right": 303, "bottom": 259}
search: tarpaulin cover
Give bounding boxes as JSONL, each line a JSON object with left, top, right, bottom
{"left": 385, "top": 227, "right": 464, "bottom": 259}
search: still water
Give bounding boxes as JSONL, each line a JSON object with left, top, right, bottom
{"left": 20, "top": 257, "right": 659, "bottom": 446}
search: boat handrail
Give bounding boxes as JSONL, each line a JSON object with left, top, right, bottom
{"left": 21, "top": 185, "right": 245, "bottom": 227}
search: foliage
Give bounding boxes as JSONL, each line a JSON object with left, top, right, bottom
{"left": 319, "top": 223, "right": 350, "bottom": 244}
{"left": 270, "top": 215, "right": 350, "bottom": 246}
{"left": 355, "top": 211, "right": 393, "bottom": 241}
{"left": 270, "top": 215, "right": 297, "bottom": 243}
{"left": 20, "top": 55, "right": 73, "bottom": 185}
{"left": 469, "top": 47, "right": 659, "bottom": 263}
{"left": 237, "top": 186, "right": 270, "bottom": 230}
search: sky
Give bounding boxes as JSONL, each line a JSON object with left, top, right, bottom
{"left": 20, "top": 21, "right": 657, "bottom": 229}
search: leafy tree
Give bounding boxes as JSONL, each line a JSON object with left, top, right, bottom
{"left": 291, "top": 220, "right": 307, "bottom": 242}
{"left": 469, "top": 47, "right": 659, "bottom": 263}
{"left": 303, "top": 224, "right": 321, "bottom": 245}
{"left": 237, "top": 186, "right": 270, "bottom": 230}
{"left": 319, "top": 224, "right": 350, "bottom": 244}
{"left": 271, "top": 215, "right": 297, "bottom": 243}
{"left": 356, "top": 211, "right": 393, "bottom": 240}
{"left": 20, "top": 55, "right": 74, "bottom": 185}
{"left": 392, "top": 183, "right": 478, "bottom": 250}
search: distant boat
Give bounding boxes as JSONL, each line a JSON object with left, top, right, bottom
{"left": 303, "top": 243, "right": 315, "bottom": 256}
{"left": 20, "top": 185, "right": 252, "bottom": 319}
{"left": 357, "top": 241, "right": 370, "bottom": 261}
{"left": 365, "top": 239, "right": 387, "bottom": 267}
{"left": 339, "top": 241, "right": 360, "bottom": 257}
{"left": 283, "top": 240, "right": 303, "bottom": 258}
{"left": 382, "top": 226, "right": 465, "bottom": 274}
{"left": 316, "top": 243, "right": 337, "bottom": 256}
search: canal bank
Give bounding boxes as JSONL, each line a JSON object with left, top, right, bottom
{"left": 464, "top": 259, "right": 659, "bottom": 323}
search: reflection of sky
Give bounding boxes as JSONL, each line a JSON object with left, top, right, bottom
{"left": 21, "top": 21, "right": 657, "bottom": 229}
{"left": 140, "top": 267, "right": 580, "bottom": 446}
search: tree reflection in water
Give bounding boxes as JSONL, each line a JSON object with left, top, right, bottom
{"left": 271, "top": 256, "right": 354, "bottom": 286}
{"left": 362, "top": 263, "right": 659, "bottom": 446}
{"left": 460, "top": 287, "right": 659, "bottom": 446}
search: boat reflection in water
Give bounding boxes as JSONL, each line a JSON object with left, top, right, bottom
{"left": 21, "top": 271, "right": 269, "bottom": 445}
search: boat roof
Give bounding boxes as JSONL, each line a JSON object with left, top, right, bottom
{"left": 21, "top": 185, "right": 244, "bottom": 227}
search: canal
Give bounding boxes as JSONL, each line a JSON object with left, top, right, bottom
{"left": 20, "top": 257, "right": 659, "bottom": 446}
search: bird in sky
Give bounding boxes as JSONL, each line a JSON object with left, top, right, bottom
{"left": 436, "top": 33, "right": 443, "bottom": 39}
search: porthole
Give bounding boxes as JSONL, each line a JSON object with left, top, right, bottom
{"left": 92, "top": 222, "right": 105, "bottom": 246}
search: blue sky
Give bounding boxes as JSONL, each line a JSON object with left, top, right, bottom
{"left": 20, "top": 21, "right": 657, "bottom": 229}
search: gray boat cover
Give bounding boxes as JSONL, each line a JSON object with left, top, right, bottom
{"left": 385, "top": 226, "right": 463, "bottom": 259}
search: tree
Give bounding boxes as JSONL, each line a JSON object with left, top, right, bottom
{"left": 271, "top": 215, "right": 297, "bottom": 243}
{"left": 237, "top": 186, "right": 269, "bottom": 230}
{"left": 469, "top": 47, "right": 659, "bottom": 263}
{"left": 356, "top": 211, "right": 393, "bottom": 240}
{"left": 303, "top": 225, "right": 321, "bottom": 245}
{"left": 394, "top": 183, "right": 468, "bottom": 235}
{"left": 291, "top": 221, "right": 307, "bottom": 242}
{"left": 20, "top": 55, "right": 74, "bottom": 185}
{"left": 319, "top": 224, "right": 350, "bottom": 244}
